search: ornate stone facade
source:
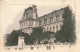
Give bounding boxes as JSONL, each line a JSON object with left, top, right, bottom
{"left": 19, "top": 5, "right": 64, "bottom": 34}
{"left": 19, "top": 5, "right": 38, "bottom": 34}
{"left": 38, "top": 9, "right": 64, "bottom": 32}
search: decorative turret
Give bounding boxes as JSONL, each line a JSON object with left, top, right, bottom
{"left": 32, "top": 5, "right": 38, "bottom": 19}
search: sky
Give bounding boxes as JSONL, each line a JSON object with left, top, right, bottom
{"left": 0, "top": 0, "right": 79, "bottom": 36}
{"left": 0, "top": 0, "right": 69, "bottom": 34}
{"left": 0, "top": 0, "right": 80, "bottom": 52}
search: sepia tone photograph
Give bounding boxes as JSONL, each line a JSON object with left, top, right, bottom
{"left": 0, "top": 0, "right": 80, "bottom": 52}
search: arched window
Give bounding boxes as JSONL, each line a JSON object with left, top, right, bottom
{"left": 53, "top": 26, "right": 55, "bottom": 32}
{"left": 51, "top": 18, "right": 53, "bottom": 22}
{"left": 56, "top": 15, "right": 60, "bottom": 21}
{"left": 50, "top": 27, "right": 51, "bottom": 31}
{"left": 45, "top": 19, "right": 47, "bottom": 24}
{"left": 44, "top": 19, "right": 47, "bottom": 24}
{"left": 49, "top": 18, "right": 51, "bottom": 23}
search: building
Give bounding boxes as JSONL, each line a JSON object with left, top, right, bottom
{"left": 19, "top": 5, "right": 64, "bottom": 34}
{"left": 19, "top": 5, "right": 38, "bottom": 34}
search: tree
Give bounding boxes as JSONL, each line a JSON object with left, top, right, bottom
{"left": 55, "top": 6, "right": 76, "bottom": 43}
{"left": 30, "top": 27, "right": 55, "bottom": 44}
{"left": 30, "top": 27, "right": 43, "bottom": 44}
{"left": 5, "top": 30, "right": 31, "bottom": 46}
{"left": 23, "top": 33, "right": 31, "bottom": 45}
{"left": 42, "top": 31, "right": 55, "bottom": 44}
{"left": 5, "top": 27, "right": 55, "bottom": 46}
{"left": 5, "top": 30, "right": 20, "bottom": 46}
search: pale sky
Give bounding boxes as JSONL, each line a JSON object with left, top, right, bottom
{"left": 0, "top": 0, "right": 80, "bottom": 52}
{"left": 1, "top": 0, "right": 69, "bottom": 34}
{"left": 0, "top": 0, "right": 79, "bottom": 36}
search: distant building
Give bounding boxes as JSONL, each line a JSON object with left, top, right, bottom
{"left": 19, "top": 5, "right": 64, "bottom": 34}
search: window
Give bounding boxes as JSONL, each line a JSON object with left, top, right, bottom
{"left": 29, "top": 21, "right": 33, "bottom": 26}
{"left": 51, "top": 18, "right": 53, "bottom": 22}
{"left": 49, "top": 14, "right": 53, "bottom": 23}
{"left": 47, "top": 28, "right": 48, "bottom": 31}
{"left": 44, "top": 20, "right": 46, "bottom": 24}
{"left": 56, "top": 15, "right": 60, "bottom": 21}
{"left": 49, "top": 18, "right": 52, "bottom": 23}
{"left": 22, "top": 24, "right": 23, "bottom": 27}
{"left": 39, "top": 21, "right": 42, "bottom": 25}
{"left": 50, "top": 27, "right": 51, "bottom": 31}
{"left": 56, "top": 25, "right": 58, "bottom": 31}
{"left": 53, "top": 26, "right": 55, "bottom": 32}
{"left": 45, "top": 19, "right": 47, "bottom": 24}
{"left": 49, "top": 18, "right": 53, "bottom": 23}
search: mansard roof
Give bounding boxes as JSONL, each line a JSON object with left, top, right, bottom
{"left": 39, "top": 7, "right": 65, "bottom": 18}
{"left": 37, "top": 7, "right": 65, "bottom": 21}
{"left": 25, "top": 7, "right": 33, "bottom": 11}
